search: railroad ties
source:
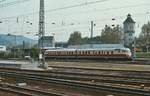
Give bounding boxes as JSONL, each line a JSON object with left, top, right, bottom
{"left": 0, "top": 67, "right": 150, "bottom": 96}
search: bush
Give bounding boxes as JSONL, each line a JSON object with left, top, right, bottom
{"left": 136, "top": 52, "right": 150, "bottom": 58}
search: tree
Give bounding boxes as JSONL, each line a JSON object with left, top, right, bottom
{"left": 137, "top": 22, "right": 150, "bottom": 51}
{"left": 68, "top": 31, "right": 82, "bottom": 45}
{"left": 81, "top": 36, "right": 101, "bottom": 44}
{"left": 100, "top": 25, "right": 123, "bottom": 44}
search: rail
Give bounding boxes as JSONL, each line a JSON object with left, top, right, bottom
{"left": 0, "top": 83, "right": 65, "bottom": 96}
{"left": 1, "top": 72, "right": 150, "bottom": 96}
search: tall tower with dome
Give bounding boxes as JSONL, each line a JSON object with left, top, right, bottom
{"left": 123, "top": 14, "right": 136, "bottom": 48}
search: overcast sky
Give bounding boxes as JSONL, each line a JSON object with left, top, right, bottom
{"left": 0, "top": 0, "right": 150, "bottom": 41}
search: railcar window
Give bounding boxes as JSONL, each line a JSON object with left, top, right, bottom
{"left": 99, "top": 51, "right": 101, "bottom": 54}
{"left": 82, "top": 51, "right": 84, "bottom": 55}
{"left": 107, "top": 51, "right": 109, "bottom": 55}
{"left": 85, "top": 51, "right": 87, "bottom": 55}
{"left": 98, "top": 51, "right": 100, "bottom": 55}
{"left": 73, "top": 52, "right": 75, "bottom": 55}
{"left": 95, "top": 51, "right": 98, "bottom": 55}
{"left": 104, "top": 51, "right": 107, "bottom": 55}
{"left": 95, "top": 51, "right": 97, "bottom": 54}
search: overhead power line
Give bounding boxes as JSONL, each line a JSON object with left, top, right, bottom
{"left": 0, "top": 0, "right": 6, "bottom": 3}
{"left": 0, "top": 0, "right": 30, "bottom": 8}
{"left": 0, "top": 0, "right": 149, "bottom": 24}
{"left": 45, "top": 0, "right": 109, "bottom": 12}
{"left": 0, "top": 0, "right": 109, "bottom": 19}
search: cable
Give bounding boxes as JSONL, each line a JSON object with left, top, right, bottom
{"left": 1, "top": 2, "right": 149, "bottom": 21}
{"left": 43, "top": 11, "right": 149, "bottom": 30}
{"left": 0, "top": 0, "right": 109, "bottom": 19}
{"left": 0, "top": 0, "right": 6, "bottom": 3}
{"left": 0, "top": 0, "right": 31, "bottom": 8}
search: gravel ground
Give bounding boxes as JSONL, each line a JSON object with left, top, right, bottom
{"left": 48, "top": 61, "right": 150, "bottom": 71}
{"left": 0, "top": 91, "right": 18, "bottom": 96}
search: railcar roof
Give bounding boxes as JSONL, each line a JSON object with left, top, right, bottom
{"left": 46, "top": 47, "right": 130, "bottom": 51}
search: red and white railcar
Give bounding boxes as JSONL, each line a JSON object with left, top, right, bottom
{"left": 45, "top": 47, "right": 132, "bottom": 60}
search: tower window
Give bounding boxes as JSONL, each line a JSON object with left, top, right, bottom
{"left": 129, "top": 33, "right": 132, "bottom": 36}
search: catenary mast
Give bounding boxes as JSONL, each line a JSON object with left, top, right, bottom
{"left": 39, "top": 0, "right": 47, "bottom": 68}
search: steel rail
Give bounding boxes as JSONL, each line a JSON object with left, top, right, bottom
{"left": 0, "top": 83, "right": 65, "bottom": 96}
{"left": 1, "top": 68, "right": 150, "bottom": 85}
{"left": 1, "top": 67, "right": 150, "bottom": 81}
{"left": 1, "top": 67, "right": 150, "bottom": 79}
{"left": 0, "top": 87, "right": 33, "bottom": 96}
{"left": 1, "top": 72, "right": 150, "bottom": 96}
{"left": 48, "top": 66, "right": 150, "bottom": 73}
{"left": 1, "top": 71, "right": 150, "bottom": 86}
{"left": 1, "top": 67, "right": 150, "bottom": 74}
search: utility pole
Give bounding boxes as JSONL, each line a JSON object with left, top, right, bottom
{"left": 39, "top": 0, "right": 47, "bottom": 69}
{"left": 90, "top": 21, "right": 94, "bottom": 38}
{"left": 132, "top": 38, "right": 136, "bottom": 61}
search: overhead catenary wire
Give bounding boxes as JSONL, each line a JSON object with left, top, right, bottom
{"left": 0, "top": 0, "right": 149, "bottom": 38}
{"left": 0, "top": 0, "right": 31, "bottom": 8}
{"left": 1, "top": 0, "right": 149, "bottom": 20}
{"left": 0, "top": 11, "right": 147, "bottom": 37}
{"left": 44, "top": 11, "right": 149, "bottom": 30}
{"left": 0, "top": 0, "right": 6, "bottom": 3}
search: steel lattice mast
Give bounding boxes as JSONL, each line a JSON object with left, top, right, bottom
{"left": 39, "top": 0, "right": 45, "bottom": 36}
{"left": 39, "top": 0, "right": 47, "bottom": 68}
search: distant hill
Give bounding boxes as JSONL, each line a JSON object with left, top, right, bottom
{"left": 0, "top": 34, "right": 37, "bottom": 48}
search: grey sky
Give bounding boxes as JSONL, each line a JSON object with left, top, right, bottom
{"left": 0, "top": 0, "right": 150, "bottom": 41}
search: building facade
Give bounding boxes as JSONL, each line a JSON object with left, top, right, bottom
{"left": 39, "top": 36, "right": 55, "bottom": 49}
{"left": 123, "top": 14, "right": 135, "bottom": 48}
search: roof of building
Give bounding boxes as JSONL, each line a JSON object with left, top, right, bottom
{"left": 68, "top": 44, "right": 125, "bottom": 49}
{"left": 39, "top": 36, "right": 54, "bottom": 41}
{"left": 45, "top": 47, "right": 130, "bottom": 52}
{"left": 123, "top": 14, "right": 135, "bottom": 24}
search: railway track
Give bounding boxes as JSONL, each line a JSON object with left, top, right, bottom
{"left": 1, "top": 67, "right": 150, "bottom": 95}
{"left": 1, "top": 67, "right": 150, "bottom": 86}
{"left": 0, "top": 87, "right": 33, "bottom": 96}
{"left": 1, "top": 71, "right": 150, "bottom": 86}
{"left": 0, "top": 83, "right": 65, "bottom": 96}
{"left": 1, "top": 72, "right": 150, "bottom": 96}
{"left": 47, "top": 58, "right": 150, "bottom": 65}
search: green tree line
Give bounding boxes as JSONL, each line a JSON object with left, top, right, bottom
{"left": 68, "top": 22, "right": 150, "bottom": 52}
{"left": 68, "top": 25, "right": 123, "bottom": 45}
